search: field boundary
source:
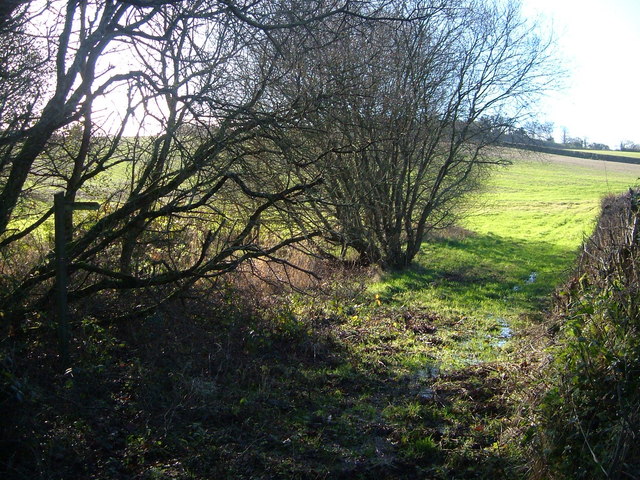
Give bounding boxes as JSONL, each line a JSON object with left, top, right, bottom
{"left": 505, "top": 143, "right": 640, "bottom": 165}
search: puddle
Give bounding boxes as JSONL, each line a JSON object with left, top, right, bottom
{"left": 417, "top": 364, "right": 440, "bottom": 380}
{"left": 414, "top": 315, "right": 515, "bottom": 385}
{"left": 494, "top": 317, "right": 512, "bottom": 348}
{"left": 513, "top": 272, "right": 537, "bottom": 290}
{"left": 415, "top": 365, "right": 440, "bottom": 401}
{"left": 418, "top": 387, "right": 437, "bottom": 401}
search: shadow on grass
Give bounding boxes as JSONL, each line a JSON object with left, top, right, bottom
{"left": 375, "top": 232, "right": 578, "bottom": 315}
{"left": 2, "top": 284, "right": 530, "bottom": 480}
{"left": 3, "top": 230, "right": 571, "bottom": 479}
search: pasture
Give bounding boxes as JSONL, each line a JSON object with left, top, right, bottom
{"left": 371, "top": 151, "right": 640, "bottom": 364}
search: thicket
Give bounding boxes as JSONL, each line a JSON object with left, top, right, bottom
{"left": 0, "top": 2, "right": 558, "bottom": 474}
{"left": 0, "top": 0, "right": 557, "bottom": 326}
{"left": 532, "top": 190, "right": 640, "bottom": 479}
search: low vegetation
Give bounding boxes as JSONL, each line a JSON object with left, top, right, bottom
{"left": 529, "top": 190, "right": 640, "bottom": 479}
{"left": 3, "top": 152, "right": 639, "bottom": 479}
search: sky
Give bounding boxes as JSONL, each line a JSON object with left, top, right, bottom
{"left": 77, "top": 0, "right": 640, "bottom": 147}
{"left": 520, "top": 0, "right": 640, "bottom": 149}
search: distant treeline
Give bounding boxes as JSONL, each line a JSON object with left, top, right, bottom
{"left": 505, "top": 143, "right": 640, "bottom": 165}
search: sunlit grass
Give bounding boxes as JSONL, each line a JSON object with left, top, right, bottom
{"left": 368, "top": 152, "right": 640, "bottom": 369}
{"left": 466, "top": 153, "right": 640, "bottom": 246}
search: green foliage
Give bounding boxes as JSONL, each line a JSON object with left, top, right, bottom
{"left": 402, "top": 434, "right": 439, "bottom": 460}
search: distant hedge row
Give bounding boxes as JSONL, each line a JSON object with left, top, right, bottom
{"left": 507, "top": 143, "right": 640, "bottom": 165}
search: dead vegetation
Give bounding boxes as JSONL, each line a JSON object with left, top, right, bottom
{"left": 0, "top": 259, "right": 534, "bottom": 479}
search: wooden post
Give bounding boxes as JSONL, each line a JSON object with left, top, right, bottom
{"left": 54, "top": 192, "right": 69, "bottom": 365}
{"left": 53, "top": 192, "right": 99, "bottom": 366}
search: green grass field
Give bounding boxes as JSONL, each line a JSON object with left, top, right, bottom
{"left": 362, "top": 151, "right": 640, "bottom": 468}
{"left": 263, "top": 150, "right": 640, "bottom": 476}
{"left": 368, "top": 151, "right": 640, "bottom": 367}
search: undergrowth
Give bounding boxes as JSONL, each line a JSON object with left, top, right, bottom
{"left": 0, "top": 263, "right": 528, "bottom": 479}
{"left": 530, "top": 191, "right": 640, "bottom": 479}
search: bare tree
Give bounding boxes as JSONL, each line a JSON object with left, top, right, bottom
{"left": 0, "top": 0, "right": 558, "bottom": 323}
{"left": 0, "top": 0, "right": 29, "bottom": 28}
{"left": 0, "top": 0, "right": 358, "bottom": 320}
{"left": 620, "top": 140, "right": 640, "bottom": 152}
{"left": 274, "top": 0, "right": 558, "bottom": 268}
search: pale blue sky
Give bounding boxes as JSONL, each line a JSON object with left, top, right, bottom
{"left": 521, "top": 0, "right": 640, "bottom": 148}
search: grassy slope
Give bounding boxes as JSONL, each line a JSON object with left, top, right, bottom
{"left": 370, "top": 152, "right": 640, "bottom": 368}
